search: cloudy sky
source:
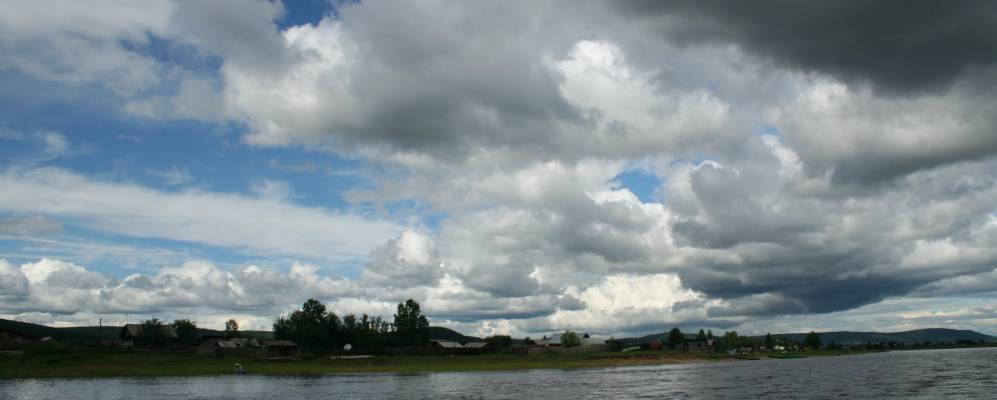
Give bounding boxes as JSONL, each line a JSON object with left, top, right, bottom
{"left": 2, "top": 0, "right": 997, "bottom": 337}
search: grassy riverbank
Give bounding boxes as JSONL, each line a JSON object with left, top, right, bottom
{"left": 0, "top": 349, "right": 877, "bottom": 379}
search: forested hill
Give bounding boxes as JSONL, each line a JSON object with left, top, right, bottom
{"left": 772, "top": 328, "right": 996, "bottom": 345}
{"left": 0, "top": 319, "right": 273, "bottom": 344}
{"left": 0, "top": 319, "right": 116, "bottom": 344}
{"left": 429, "top": 326, "right": 480, "bottom": 343}
{"left": 619, "top": 328, "right": 996, "bottom": 345}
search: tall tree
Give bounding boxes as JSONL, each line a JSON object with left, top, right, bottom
{"left": 706, "top": 330, "right": 714, "bottom": 340}
{"left": 560, "top": 331, "right": 581, "bottom": 347}
{"left": 274, "top": 298, "right": 342, "bottom": 351}
{"left": 341, "top": 314, "right": 358, "bottom": 347}
{"left": 301, "top": 298, "right": 327, "bottom": 322}
{"left": 224, "top": 319, "right": 240, "bottom": 339}
{"left": 172, "top": 319, "right": 198, "bottom": 345}
{"left": 696, "top": 329, "right": 707, "bottom": 341}
{"left": 667, "top": 327, "right": 685, "bottom": 348}
{"left": 764, "top": 332, "right": 774, "bottom": 349}
{"left": 393, "top": 299, "right": 430, "bottom": 346}
{"left": 723, "top": 331, "right": 740, "bottom": 350}
{"left": 804, "top": 331, "right": 822, "bottom": 349}
{"left": 138, "top": 318, "right": 167, "bottom": 347}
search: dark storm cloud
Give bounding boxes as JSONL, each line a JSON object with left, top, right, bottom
{"left": 618, "top": 0, "right": 997, "bottom": 94}
{"left": 663, "top": 141, "right": 997, "bottom": 317}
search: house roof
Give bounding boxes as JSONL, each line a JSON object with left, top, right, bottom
{"left": 120, "top": 324, "right": 178, "bottom": 338}
{"left": 431, "top": 340, "right": 463, "bottom": 348}
{"left": 463, "top": 342, "right": 489, "bottom": 349}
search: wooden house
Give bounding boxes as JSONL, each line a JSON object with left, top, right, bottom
{"left": 260, "top": 340, "right": 300, "bottom": 359}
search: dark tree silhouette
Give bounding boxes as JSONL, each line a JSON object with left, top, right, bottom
{"left": 138, "top": 318, "right": 167, "bottom": 347}
{"left": 804, "top": 331, "right": 823, "bottom": 349}
{"left": 224, "top": 319, "right": 240, "bottom": 339}
{"left": 485, "top": 335, "right": 513, "bottom": 348}
{"left": 393, "top": 299, "right": 430, "bottom": 347}
{"left": 668, "top": 327, "right": 685, "bottom": 348}
{"left": 172, "top": 319, "right": 197, "bottom": 345}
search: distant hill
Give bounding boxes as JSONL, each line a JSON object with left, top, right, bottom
{"left": 429, "top": 326, "right": 480, "bottom": 343}
{"left": 11, "top": 318, "right": 987, "bottom": 347}
{"left": 618, "top": 328, "right": 996, "bottom": 346}
{"left": 0, "top": 319, "right": 271, "bottom": 344}
{"left": 771, "top": 329, "right": 996, "bottom": 345}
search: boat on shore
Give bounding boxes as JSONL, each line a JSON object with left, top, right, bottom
{"left": 734, "top": 354, "right": 760, "bottom": 360}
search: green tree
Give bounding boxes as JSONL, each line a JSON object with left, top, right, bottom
{"left": 485, "top": 335, "right": 513, "bottom": 348}
{"left": 696, "top": 329, "right": 707, "bottom": 341}
{"left": 224, "top": 319, "right": 240, "bottom": 339}
{"left": 393, "top": 299, "right": 430, "bottom": 347}
{"left": 138, "top": 318, "right": 167, "bottom": 347}
{"left": 560, "top": 330, "right": 581, "bottom": 347}
{"left": 273, "top": 315, "right": 294, "bottom": 341}
{"left": 764, "top": 332, "right": 774, "bottom": 349}
{"left": 341, "top": 313, "right": 358, "bottom": 346}
{"left": 172, "top": 319, "right": 198, "bottom": 345}
{"left": 706, "top": 330, "right": 714, "bottom": 341}
{"left": 667, "top": 327, "right": 685, "bottom": 348}
{"left": 274, "top": 298, "right": 344, "bottom": 352}
{"left": 803, "top": 331, "right": 822, "bottom": 349}
{"left": 722, "top": 331, "right": 740, "bottom": 350}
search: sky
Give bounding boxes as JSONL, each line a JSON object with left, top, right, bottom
{"left": 1, "top": 0, "right": 997, "bottom": 338}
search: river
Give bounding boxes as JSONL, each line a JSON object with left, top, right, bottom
{"left": 2, "top": 347, "right": 995, "bottom": 399}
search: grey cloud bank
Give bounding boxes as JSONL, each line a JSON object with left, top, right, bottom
{"left": 1, "top": 0, "right": 996, "bottom": 337}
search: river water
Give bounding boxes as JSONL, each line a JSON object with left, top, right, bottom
{"left": 2, "top": 347, "right": 995, "bottom": 399}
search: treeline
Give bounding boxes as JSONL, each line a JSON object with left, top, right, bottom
{"left": 272, "top": 298, "right": 429, "bottom": 352}
{"left": 133, "top": 317, "right": 241, "bottom": 347}
{"left": 662, "top": 327, "right": 825, "bottom": 350}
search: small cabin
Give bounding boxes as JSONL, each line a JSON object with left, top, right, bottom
{"left": 430, "top": 340, "right": 463, "bottom": 349}
{"left": 260, "top": 340, "right": 300, "bottom": 359}
{"left": 196, "top": 337, "right": 261, "bottom": 358}
{"left": 685, "top": 339, "right": 709, "bottom": 352}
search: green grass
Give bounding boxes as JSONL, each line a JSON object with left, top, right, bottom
{"left": 0, "top": 349, "right": 867, "bottom": 379}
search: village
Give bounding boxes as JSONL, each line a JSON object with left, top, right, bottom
{"left": 0, "top": 298, "right": 825, "bottom": 362}
{"left": 3, "top": 298, "right": 992, "bottom": 379}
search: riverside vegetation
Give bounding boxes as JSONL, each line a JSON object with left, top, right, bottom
{"left": 2, "top": 298, "right": 993, "bottom": 379}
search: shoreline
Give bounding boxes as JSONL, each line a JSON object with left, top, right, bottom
{"left": 0, "top": 349, "right": 884, "bottom": 379}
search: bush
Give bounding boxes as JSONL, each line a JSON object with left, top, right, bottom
{"left": 485, "top": 335, "right": 513, "bottom": 348}
{"left": 561, "top": 331, "right": 581, "bottom": 347}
